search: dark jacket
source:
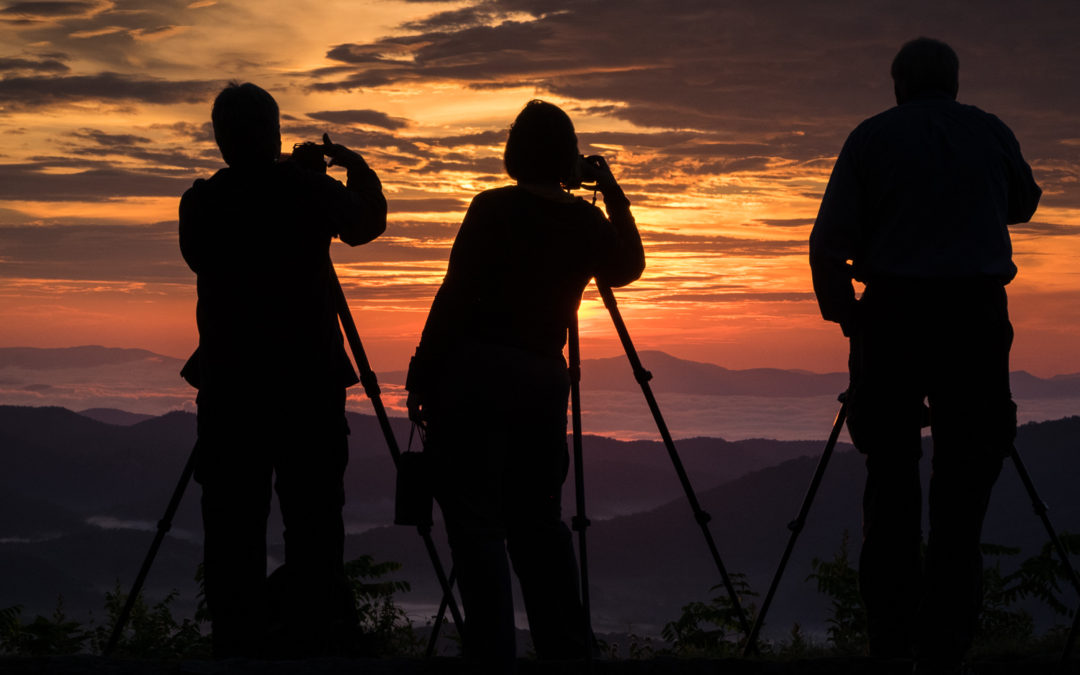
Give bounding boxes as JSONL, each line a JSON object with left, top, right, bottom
{"left": 407, "top": 185, "right": 644, "bottom": 397}
{"left": 809, "top": 96, "right": 1041, "bottom": 331}
{"left": 180, "top": 159, "right": 386, "bottom": 395}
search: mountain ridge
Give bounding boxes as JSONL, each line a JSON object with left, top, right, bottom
{"left": 5, "top": 346, "right": 1080, "bottom": 400}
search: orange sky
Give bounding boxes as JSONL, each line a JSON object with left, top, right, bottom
{"left": 1, "top": 1, "right": 1079, "bottom": 375}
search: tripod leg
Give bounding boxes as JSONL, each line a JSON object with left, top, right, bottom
{"left": 105, "top": 445, "right": 197, "bottom": 656}
{"left": 568, "top": 315, "right": 594, "bottom": 668}
{"left": 596, "top": 283, "right": 752, "bottom": 640}
{"left": 1008, "top": 447, "right": 1080, "bottom": 667}
{"left": 742, "top": 394, "right": 848, "bottom": 656}
{"left": 330, "top": 266, "right": 465, "bottom": 640}
{"left": 424, "top": 567, "right": 457, "bottom": 658}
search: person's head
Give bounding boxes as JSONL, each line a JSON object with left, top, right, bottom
{"left": 504, "top": 100, "right": 579, "bottom": 185}
{"left": 891, "top": 38, "right": 959, "bottom": 105}
{"left": 211, "top": 82, "right": 282, "bottom": 167}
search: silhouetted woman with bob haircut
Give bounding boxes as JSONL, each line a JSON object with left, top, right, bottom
{"left": 406, "top": 100, "right": 644, "bottom": 671}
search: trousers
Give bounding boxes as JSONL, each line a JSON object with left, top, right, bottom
{"left": 424, "top": 343, "right": 589, "bottom": 673}
{"left": 847, "top": 279, "right": 1014, "bottom": 662}
{"left": 195, "top": 388, "right": 351, "bottom": 658}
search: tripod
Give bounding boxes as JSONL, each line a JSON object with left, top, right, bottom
{"left": 587, "top": 282, "right": 753, "bottom": 640}
{"left": 740, "top": 393, "right": 1080, "bottom": 667}
{"left": 422, "top": 282, "right": 754, "bottom": 654}
{"left": 741, "top": 392, "right": 848, "bottom": 657}
{"left": 105, "top": 263, "right": 464, "bottom": 656}
{"left": 329, "top": 267, "right": 465, "bottom": 641}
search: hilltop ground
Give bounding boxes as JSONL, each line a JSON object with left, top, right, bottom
{"left": 0, "top": 655, "right": 1072, "bottom": 675}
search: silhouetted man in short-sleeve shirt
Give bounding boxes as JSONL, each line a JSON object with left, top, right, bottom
{"left": 179, "top": 82, "right": 386, "bottom": 658}
{"left": 810, "top": 38, "right": 1040, "bottom": 673}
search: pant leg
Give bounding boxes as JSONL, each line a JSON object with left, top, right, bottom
{"left": 506, "top": 482, "right": 588, "bottom": 660}
{"left": 848, "top": 287, "right": 927, "bottom": 657}
{"left": 860, "top": 450, "right": 924, "bottom": 657}
{"left": 195, "top": 395, "right": 273, "bottom": 658}
{"left": 918, "top": 283, "right": 1013, "bottom": 663}
{"left": 272, "top": 391, "right": 352, "bottom": 657}
{"left": 433, "top": 422, "right": 517, "bottom": 673}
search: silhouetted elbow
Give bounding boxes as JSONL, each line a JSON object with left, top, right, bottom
{"left": 339, "top": 196, "right": 388, "bottom": 246}
{"left": 600, "top": 253, "right": 645, "bottom": 289}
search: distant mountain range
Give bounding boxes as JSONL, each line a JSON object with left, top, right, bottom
{"left": 0, "top": 404, "right": 828, "bottom": 621}
{"left": 385, "top": 349, "right": 1080, "bottom": 399}
{"left": 4, "top": 346, "right": 1080, "bottom": 402}
{"left": 2, "top": 403, "right": 1078, "bottom": 640}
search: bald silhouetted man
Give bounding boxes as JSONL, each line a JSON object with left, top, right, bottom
{"left": 810, "top": 38, "right": 1040, "bottom": 674}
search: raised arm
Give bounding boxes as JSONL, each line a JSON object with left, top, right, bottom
{"left": 319, "top": 133, "right": 388, "bottom": 246}
{"left": 590, "top": 157, "right": 645, "bottom": 288}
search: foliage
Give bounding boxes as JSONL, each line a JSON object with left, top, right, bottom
{"left": 597, "top": 630, "right": 656, "bottom": 660}
{"left": 806, "top": 531, "right": 1080, "bottom": 657}
{"left": 774, "top": 622, "right": 818, "bottom": 659}
{"left": 89, "top": 585, "right": 209, "bottom": 658}
{"left": 975, "top": 533, "right": 1080, "bottom": 654}
{"left": 659, "top": 572, "right": 758, "bottom": 657}
{"left": 344, "top": 554, "right": 422, "bottom": 656}
{"left": 977, "top": 543, "right": 1036, "bottom": 648}
{"left": 0, "top": 598, "right": 88, "bottom": 656}
{"left": 2, "top": 590, "right": 209, "bottom": 659}
{"left": 806, "top": 530, "right": 866, "bottom": 655}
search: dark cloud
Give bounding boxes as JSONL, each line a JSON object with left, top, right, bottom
{"left": 401, "top": 5, "right": 498, "bottom": 32}
{"left": 330, "top": 237, "right": 452, "bottom": 265}
{"left": 644, "top": 291, "right": 817, "bottom": 304}
{"left": 307, "top": 109, "right": 412, "bottom": 131}
{"left": 1011, "top": 221, "right": 1080, "bottom": 237}
{"left": 0, "top": 1, "right": 98, "bottom": 18}
{"left": 640, "top": 231, "right": 805, "bottom": 257}
{"left": 412, "top": 157, "right": 504, "bottom": 175}
{"left": 0, "top": 56, "right": 69, "bottom": 73}
{"left": 389, "top": 197, "right": 469, "bottom": 213}
{"left": 414, "top": 130, "right": 506, "bottom": 147}
{"left": 756, "top": 218, "right": 814, "bottom": 228}
{"left": 307, "top": 0, "right": 1080, "bottom": 170}
{"left": 71, "top": 128, "right": 152, "bottom": 147}
{"left": 60, "top": 128, "right": 220, "bottom": 171}
{"left": 0, "top": 163, "right": 192, "bottom": 201}
{"left": 282, "top": 123, "right": 423, "bottom": 156}
{"left": 0, "top": 72, "right": 218, "bottom": 109}
{"left": 0, "top": 221, "right": 188, "bottom": 282}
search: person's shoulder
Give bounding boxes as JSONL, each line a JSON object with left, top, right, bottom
{"left": 851, "top": 105, "right": 907, "bottom": 135}
{"left": 181, "top": 169, "right": 227, "bottom": 204}
{"left": 465, "top": 185, "right": 523, "bottom": 212}
{"left": 474, "top": 185, "right": 518, "bottom": 202}
{"left": 956, "top": 102, "right": 1016, "bottom": 133}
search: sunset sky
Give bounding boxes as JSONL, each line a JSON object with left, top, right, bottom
{"left": 1, "top": 0, "right": 1078, "bottom": 376}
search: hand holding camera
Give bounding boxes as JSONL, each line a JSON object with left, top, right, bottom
{"left": 287, "top": 133, "right": 374, "bottom": 177}
{"left": 566, "top": 154, "right": 621, "bottom": 197}
{"left": 320, "top": 133, "right": 369, "bottom": 170}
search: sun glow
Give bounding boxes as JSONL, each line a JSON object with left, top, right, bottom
{"left": 0, "top": 1, "right": 1078, "bottom": 375}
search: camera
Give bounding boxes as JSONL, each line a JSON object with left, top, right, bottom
{"left": 285, "top": 141, "right": 327, "bottom": 174}
{"left": 564, "top": 154, "right": 607, "bottom": 191}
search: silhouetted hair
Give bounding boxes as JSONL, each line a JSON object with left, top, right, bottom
{"left": 891, "top": 38, "right": 959, "bottom": 104}
{"left": 504, "top": 100, "right": 578, "bottom": 184}
{"left": 211, "top": 82, "right": 281, "bottom": 167}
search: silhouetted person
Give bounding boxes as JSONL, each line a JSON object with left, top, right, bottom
{"left": 405, "top": 100, "right": 644, "bottom": 672}
{"left": 810, "top": 39, "right": 1040, "bottom": 673}
{"left": 179, "top": 82, "right": 386, "bottom": 658}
